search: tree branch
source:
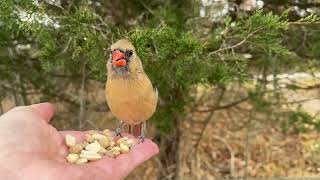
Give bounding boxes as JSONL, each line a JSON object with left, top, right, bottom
{"left": 211, "top": 135, "right": 236, "bottom": 177}
{"left": 195, "top": 87, "right": 226, "bottom": 151}
{"left": 78, "top": 61, "right": 86, "bottom": 130}
{"left": 209, "top": 28, "right": 262, "bottom": 56}
{"left": 196, "top": 96, "right": 249, "bottom": 112}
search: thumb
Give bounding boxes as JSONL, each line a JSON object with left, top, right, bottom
{"left": 30, "top": 102, "right": 54, "bottom": 123}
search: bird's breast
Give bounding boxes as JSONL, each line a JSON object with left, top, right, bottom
{"left": 105, "top": 74, "right": 158, "bottom": 125}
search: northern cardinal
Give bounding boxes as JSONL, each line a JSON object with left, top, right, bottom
{"left": 105, "top": 39, "right": 158, "bottom": 141}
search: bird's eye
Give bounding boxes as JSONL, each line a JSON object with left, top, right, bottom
{"left": 127, "top": 50, "right": 133, "bottom": 57}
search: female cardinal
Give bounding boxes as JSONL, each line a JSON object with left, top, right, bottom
{"left": 105, "top": 39, "right": 158, "bottom": 142}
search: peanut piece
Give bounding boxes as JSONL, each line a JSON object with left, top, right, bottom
{"left": 120, "top": 143, "right": 129, "bottom": 153}
{"left": 65, "top": 134, "right": 76, "bottom": 147}
{"left": 85, "top": 140, "right": 102, "bottom": 152}
{"left": 92, "top": 133, "right": 107, "bottom": 140}
{"left": 80, "top": 150, "right": 102, "bottom": 161}
{"left": 102, "top": 129, "right": 112, "bottom": 136}
{"left": 98, "top": 147, "right": 107, "bottom": 155}
{"left": 66, "top": 153, "right": 79, "bottom": 163}
{"left": 110, "top": 141, "right": 115, "bottom": 147}
{"left": 69, "top": 144, "right": 83, "bottom": 154}
{"left": 111, "top": 149, "right": 120, "bottom": 157}
{"left": 76, "top": 158, "right": 88, "bottom": 164}
{"left": 84, "top": 133, "right": 94, "bottom": 143}
{"left": 116, "top": 137, "right": 128, "bottom": 145}
{"left": 98, "top": 138, "right": 110, "bottom": 148}
{"left": 81, "top": 141, "right": 89, "bottom": 148}
{"left": 111, "top": 146, "right": 121, "bottom": 152}
{"left": 111, "top": 146, "right": 121, "bottom": 157}
{"left": 105, "top": 150, "right": 114, "bottom": 158}
{"left": 125, "top": 139, "right": 135, "bottom": 148}
{"left": 88, "top": 130, "right": 97, "bottom": 135}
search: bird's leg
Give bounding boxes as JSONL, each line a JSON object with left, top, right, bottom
{"left": 115, "top": 121, "right": 125, "bottom": 137}
{"left": 138, "top": 122, "right": 146, "bottom": 143}
{"left": 128, "top": 125, "right": 132, "bottom": 134}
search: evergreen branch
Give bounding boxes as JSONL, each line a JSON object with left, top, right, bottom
{"left": 138, "top": 0, "right": 165, "bottom": 26}
{"left": 43, "top": 1, "right": 64, "bottom": 10}
{"left": 289, "top": 21, "right": 320, "bottom": 25}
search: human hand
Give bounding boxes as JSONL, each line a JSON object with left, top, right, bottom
{"left": 0, "top": 103, "right": 159, "bottom": 180}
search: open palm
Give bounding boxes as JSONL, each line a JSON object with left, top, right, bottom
{"left": 0, "top": 103, "right": 159, "bottom": 180}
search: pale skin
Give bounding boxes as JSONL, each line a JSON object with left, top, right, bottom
{"left": 0, "top": 103, "right": 159, "bottom": 180}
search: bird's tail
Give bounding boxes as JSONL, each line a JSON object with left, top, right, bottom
{"left": 129, "top": 122, "right": 146, "bottom": 138}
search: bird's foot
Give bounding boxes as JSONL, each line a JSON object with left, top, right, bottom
{"left": 138, "top": 135, "right": 145, "bottom": 143}
{"left": 115, "top": 127, "right": 123, "bottom": 137}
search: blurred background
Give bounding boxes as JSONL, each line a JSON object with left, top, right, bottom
{"left": 1, "top": 0, "right": 320, "bottom": 179}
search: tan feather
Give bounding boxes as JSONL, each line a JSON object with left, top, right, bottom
{"left": 106, "top": 39, "right": 158, "bottom": 125}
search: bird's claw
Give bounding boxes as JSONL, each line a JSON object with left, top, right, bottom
{"left": 115, "top": 127, "right": 123, "bottom": 137}
{"left": 138, "top": 135, "right": 145, "bottom": 143}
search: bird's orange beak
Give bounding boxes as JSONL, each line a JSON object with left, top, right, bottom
{"left": 112, "top": 50, "right": 127, "bottom": 67}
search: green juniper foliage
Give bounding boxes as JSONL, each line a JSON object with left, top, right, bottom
{"left": 281, "top": 110, "right": 320, "bottom": 133}
{"left": 129, "top": 27, "right": 205, "bottom": 131}
{"left": 0, "top": 0, "right": 319, "bottom": 133}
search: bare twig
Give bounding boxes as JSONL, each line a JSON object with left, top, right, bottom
{"left": 211, "top": 135, "right": 236, "bottom": 177}
{"left": 0, "top": 84, "right": 37, "bottom": 95}
{"left": 0, "top": 101, "right": 3, "bottom": 115}
{"left": 96, "top": 14, "right": 109, "bottom": 28}
{"left": 57, "top": 37, "right": 72, "bottom": 56}
{"left": 138, "top": 0, "right": 155, "bottom": 15}
{"left": 196, "top": 96, "right": 249, "bottom": 112}
{"left": 16, "top": 74, "right": 24, "bottom": 105}
{"left": 78, "top": 61, "right": 86, "bottom": 130}
{"left": 195, "top": 87, "right": 225, "bottom": 151}
{"left": 85, "top": 119, "right": 99, "bottom": 129}
{"left": 244, "top": 110, "right": 255, "bottom": 180}
{"left": 91, "top": 25, "right": 107, "bottom": 39}
{"left": 271, "top": 98, "right": 320, "bottom": 106}
{"left": 209, "top": 28, "right": 262, "bottom": 56}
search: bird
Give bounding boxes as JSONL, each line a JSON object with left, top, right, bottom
{"left": 105, "top": 38, "right": 158, "bottom": 142}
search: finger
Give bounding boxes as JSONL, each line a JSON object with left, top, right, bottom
{"left": 115, "top": 138, "right": 159, "bottom": 169}
{"left": 30, "top": 102, "right": 54, "bottom": 123}
{"left": 93, "top": 138, "right": 159, "bottom": 178}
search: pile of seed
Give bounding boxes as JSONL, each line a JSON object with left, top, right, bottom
{"left": 65, "top": 129, "right": 135, "bottom": 164}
